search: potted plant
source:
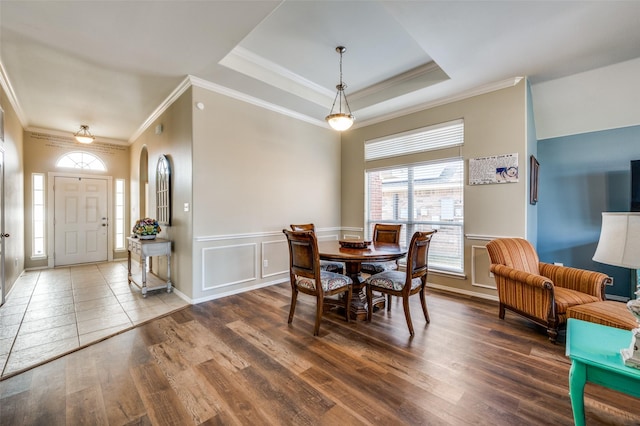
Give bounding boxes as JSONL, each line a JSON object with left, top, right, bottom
{"left": 132, "top": 218, "right": 161, "bottom": 239}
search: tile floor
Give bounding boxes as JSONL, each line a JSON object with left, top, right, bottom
{"left": 0, "top": 260, "right": 188, "bottom": 378}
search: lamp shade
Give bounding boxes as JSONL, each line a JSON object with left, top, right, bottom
{"left": 593, "top": 212, "right": 640, "bottom": 269}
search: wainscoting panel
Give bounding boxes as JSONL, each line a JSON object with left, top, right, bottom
{"left": 202, "top": 243, "right": 257, "bottom": 291}
{"left": 262, "top": 240, "right": 288, "bottom": 278}
{"left": 471, "top": 244, "right": 497, "bottom": 290}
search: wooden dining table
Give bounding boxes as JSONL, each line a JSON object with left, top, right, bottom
{"left": 317, "top": 240, "right": 407, "bottom": 320}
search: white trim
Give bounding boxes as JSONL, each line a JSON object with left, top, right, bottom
{"left": 427, "top": 282, "right": 499, "bottom": 302}
{"left": 0, "top": 60, "right": 28, "bottom": 127}
{"left": 191, "top": 277, "right": 288, "bottom": 305}
{"left": 465, "top": 233, "right": 520, "bottom": 241}
{"left": 194, "top": 226, "right": 343, "bottom": 242}
{"left": 27, "top": 127, "right": 128, "bottom": 146}
{"left": 189, "top": 75, "right": 326, "bottom": 128}
{"left": 353, "top": 77, "right": 523, "bottom": 130}
{"left": 261, "top": 240, "right": 288, "bottom": 278}
{"left": 201, "top": 243, "right": 257, "bottom": 291}
{"left": 128, "top": 76, "right": 193, "bottom": 143}
{"left": 471, "top": 245, "right": 497, "bottom": 290}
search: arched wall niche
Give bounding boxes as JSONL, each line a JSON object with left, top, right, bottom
{"left": 139, "top": 145, "right": 149, "bottom": 218}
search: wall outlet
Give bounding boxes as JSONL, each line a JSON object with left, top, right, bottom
{"left": 489, "top": 271, "right": 494, "bottom": 278}
{"left": 263, "top": 259, "right": 268, "bottom": 268}
{"left": 554, "top": 262, "right": 564, "bottom": 266}
{"left": 607, "top": 277, "right": 614, "bottom": 286}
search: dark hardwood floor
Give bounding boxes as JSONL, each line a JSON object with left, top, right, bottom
{"left": 1, "top": 283, "right": 639, "bottom": 425}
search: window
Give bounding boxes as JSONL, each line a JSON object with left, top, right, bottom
{"left": 32, "top": 173, "right": 45, "bottom": 257}
{"left": 115, "top": 179, "right": 125, "bottom": 250}
{"left": 56, "top": 151, "right": 106, "bottom": 171}
{"left": 365, "top": 119, "right": 464, "bottom": 274}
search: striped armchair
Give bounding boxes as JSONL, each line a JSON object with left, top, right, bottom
{"left": 486, "top": 238, "right": 611, "bottom": 343}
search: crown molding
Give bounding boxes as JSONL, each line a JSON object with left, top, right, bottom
{"left": 189, "top": 75, "right": 326, "bottom": 128}
{"left": 352, "top": 77, "right": 524, "bottom": 129}
{"left": 129, "top": 75, "right": 523, "bottom": 142}
{"left": 26, "top": 126, "right": 129, "bottom": 146}
{"left": 128, "top": 76, "right": 193, "bottom": 143}
{"left": 0, "top": 60, "right": 28, "bottom": 127}
{"left": 350, "top": 61, "right": 444, "bottom": 101}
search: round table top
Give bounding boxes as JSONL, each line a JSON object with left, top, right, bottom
{"left": 317, "top": 240, "right": 406, "bottom": 263}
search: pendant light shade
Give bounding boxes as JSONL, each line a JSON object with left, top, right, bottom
{"left": 325, "top": 46, "right": 355, "bottom": 131}
{"left": 74, "top": 125, "right": 95, "bottom": 144}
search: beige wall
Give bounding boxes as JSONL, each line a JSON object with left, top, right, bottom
{"left": 190, "top": 86, "right": 341, "bottom": 302}
{"left": 129, "top": 88, "right": 194, "bottom": 299}
{"left": 341, "top": 80, "right": 528, "bottom": 298}
{"left": 1, "top": 84, "right": 25, "bottom": 297}
{"left": 23, "top": 132, "right": 129, "bottom": 268}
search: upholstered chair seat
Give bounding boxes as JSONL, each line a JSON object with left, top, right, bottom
{"left": 361, "top": 224, "right": 403, "bottom": 275}
{"left": 296, "top": 271, "right": 352, "bottom": 292}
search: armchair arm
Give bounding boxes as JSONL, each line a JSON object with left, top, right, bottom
{"left": 490, "top": 264, "right": 555, "bottom": 322}
{"left": 538, "top": 262, "right": 609, "bottom": 300}
{"left": 490, "top": 264, "right": 554, "bottom": 290}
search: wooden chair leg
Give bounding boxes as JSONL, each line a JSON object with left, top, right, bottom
{"left": 366, "top": 285, "right": 373, "bottom": 321}
{"left": 387, "top": 294, "right": 392, "bottom": 311}
{"left": 314, "top": 296, "right": 323, "bottom": 336}
{"left": 419, "top": 289, "right": 430, "bottom": 323}
{"left": 344, "top": 286, "right": 352, "bottom": 323}
{"left": 498, "top": 302, "right": 506, "bottom": 319}
{"left": 402, "top": 295, "right": 414, "bottom": 336}
{"left": 288, "top": 288, "right": 298, "bottom": 324}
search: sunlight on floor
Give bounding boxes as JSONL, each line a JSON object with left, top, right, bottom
{"left": 0, "top": 261, "right": 188, "bottom": 378}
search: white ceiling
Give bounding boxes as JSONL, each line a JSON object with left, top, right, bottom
{"left": 2, "top": 1, "right": 640, "bottom": 143}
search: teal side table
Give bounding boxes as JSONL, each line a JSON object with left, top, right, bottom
{"left": 566, "top": 318, "right": 640, "bottom": 426}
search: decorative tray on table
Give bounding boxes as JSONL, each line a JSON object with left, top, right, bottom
{"left": 339, "top": 239, "right": 371, "bottom": 249}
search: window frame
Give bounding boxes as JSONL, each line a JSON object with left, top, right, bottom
{"left": 31, "top": 173, "right": 46, "bottom": 259}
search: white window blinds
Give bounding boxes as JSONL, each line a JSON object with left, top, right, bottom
{"left": 365, "top": 119, "right": 464, "bottom": 161}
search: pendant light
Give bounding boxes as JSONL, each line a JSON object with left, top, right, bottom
{"left": 325, "top": 46, "right": 355, "bottom": 131}
{"left": 74, "top": 125, "right": 95, "bottom": 144}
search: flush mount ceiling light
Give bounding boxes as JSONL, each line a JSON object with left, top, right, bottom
{"left": 325, "top": 46, "right": 355, "bottom": 131}
{"left": 74, "top": 125, "right": 95, "bottom": 144}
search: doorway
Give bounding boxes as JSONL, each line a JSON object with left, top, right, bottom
{"left": 48, "top": 173, "right": 113, "bottom": 267}
{"left": 0, "top": 150, "right": 5, "bottom": 306}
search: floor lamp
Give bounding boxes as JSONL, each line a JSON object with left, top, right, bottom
{"left": 592, "top": 212, "right": 640, "bottom": 367}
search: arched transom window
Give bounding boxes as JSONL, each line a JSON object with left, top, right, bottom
{"left": 56, "top": 151, "right": 106, "bottom": 171}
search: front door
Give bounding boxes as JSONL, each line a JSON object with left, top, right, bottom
{"left": 54, "top": 176, "right": 108, "bottom": 266}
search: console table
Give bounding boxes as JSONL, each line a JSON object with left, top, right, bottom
{"left": 566, "top": 318, "right": 640, "bottom": 426}
{"left": 127, "top": 236, "right": 172, "bottom": 297}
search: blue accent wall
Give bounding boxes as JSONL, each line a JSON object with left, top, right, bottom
{"left": 537, "top": 125, "right": 640, "bottom": 298}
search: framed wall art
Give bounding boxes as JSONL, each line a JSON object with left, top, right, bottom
{"left": 530, "top": 155, "right": 539, "bottom": 205}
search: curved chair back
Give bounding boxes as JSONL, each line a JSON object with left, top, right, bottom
{"left": 283, "top": 229, "right": 321, "bottom": 291}
{"left": 485, "top": 238, "right": 540, "bottom": 275}
{"left": 406, "top": 230, "right": 436, "bottom": 285}
{"left": 290, "top": 223, "right": 315, "bottom": 232}
{"left": 373, "top": 224, "right": 402, "bottom": 244}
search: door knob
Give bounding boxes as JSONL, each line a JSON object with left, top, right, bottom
{"left": 1, "top": 233, "right": 9, "bottom": 238}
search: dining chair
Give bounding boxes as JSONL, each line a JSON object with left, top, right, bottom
{"left": 290, "top": 223, "right": 344, "bottom": 274}
{"left": 365, "top": 230, "right": 436, "bottom": 336}
{"left": 361, "top": 224, "right": 403, "bottom": 275}
{"left": 283, "top": 229, "right": 353, "bottom": 336}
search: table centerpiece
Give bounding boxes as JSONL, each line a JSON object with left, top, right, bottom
{"left": 132, "top": 217, "right": 161, "bottom": 239}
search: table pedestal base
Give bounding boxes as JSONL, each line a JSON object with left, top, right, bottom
{"left": 349, "top": 290, "right": 385, "bottom": 320}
